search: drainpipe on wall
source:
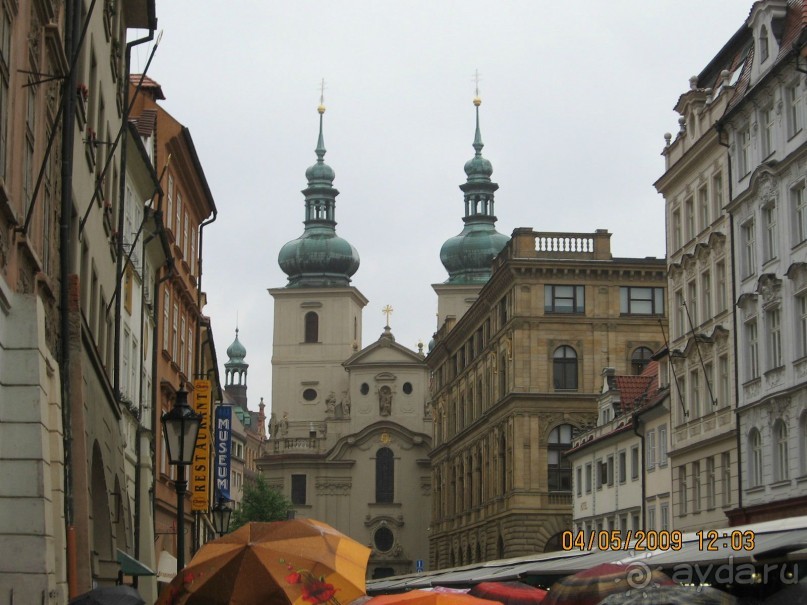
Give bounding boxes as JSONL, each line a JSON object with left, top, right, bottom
{"left": 59, "top": 0, "right": 80, "bottom": 597}
{"left": 632, "top": 412, "right": 646, "bottom": 530}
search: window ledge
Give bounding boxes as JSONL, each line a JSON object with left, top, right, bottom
{"left": 770, "top": 479, "right": 792, "bottom": 489}
{"left": 747, "top": 485, "right": 765, "bottom": 494}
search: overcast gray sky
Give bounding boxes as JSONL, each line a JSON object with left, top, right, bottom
{"left": 133, "top": 1, "right": 752, "bottom": 411}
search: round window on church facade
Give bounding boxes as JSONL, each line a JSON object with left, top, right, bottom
{"left": 374, "top": 526, "right": 394, "bottom": 552}
{"left": 403, "top": 382, "right": 413, "bottom": 395}
{"left": 303, "top": 388, "right": 318, "bottom": 401}
{"left": 361, "top": 383, "right": 370, "bottom": 395}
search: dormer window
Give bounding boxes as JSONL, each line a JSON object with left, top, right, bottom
{"left": 759, "top": 25, "right": 769, "bottom": 63}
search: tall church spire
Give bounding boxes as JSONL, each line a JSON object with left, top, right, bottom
{"left": 224, "top": 327, "right": 249, "bottom": 407}
{"left": 278, "top": 92, "right": 360, "bottom": 288}
{"left": 439, "top": 91, "right": 508, "bottom": 284}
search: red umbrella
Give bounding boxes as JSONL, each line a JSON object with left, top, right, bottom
{"left": 469, "top": 581, "right": 548, "bottom": 605}
{"left": 542, "top": 563, "right": 674, "bottom": 605}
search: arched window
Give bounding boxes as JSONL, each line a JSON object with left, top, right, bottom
{"left": 548, "top": 424, "right": 573, "bottom": 492}
{"left": 553, "top": 346, "right": 578, "bottom": 390}
{"left": 773, "top": 420, "right": 789, "bottom": 482}
{"left": 631, "top": 347, "right": 653, "bottom": 375}
{"left": 749, "top": 428, "right": 763, "bottom": 487}
{"left": 376, "top": 447, "right": 394, "bottom": 503}
{"left": 304, "top": 312, "right": 318, "bottom": 343}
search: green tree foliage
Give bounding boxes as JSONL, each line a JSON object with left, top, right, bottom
{"left": 229, "top": 475, "right": 293, "bottom": 531}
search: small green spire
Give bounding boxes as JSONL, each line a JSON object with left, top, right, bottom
{"left": 473, "top": 98, "right": 484, "bottom": 156}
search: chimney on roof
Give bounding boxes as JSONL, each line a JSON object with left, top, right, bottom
{"left": 601, "top": 367, "right": 616, "bottom": 393}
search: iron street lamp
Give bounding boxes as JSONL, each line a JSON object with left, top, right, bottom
{"left": 161, "top": 383, "right": 201, "bottom": 571}
{"left": 211, "top": 497, "right": 232, "bottom": 537}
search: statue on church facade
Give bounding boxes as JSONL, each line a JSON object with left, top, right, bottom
{"left": 325, "top": 391, "right": 337, "bottom": 414}
{"left": 280, "top": 412, "right": 289, "bottom": 436}
{"left": 268, "top": 412, "right": 279, "bottom": 438}
{"left": 379, "top": 386, "right": 392, "bottom": 417}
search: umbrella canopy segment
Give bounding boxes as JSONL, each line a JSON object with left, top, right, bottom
{"left": 156, "top": 518, "right": 371, "bottom": 605}
{"left": 469, "top": 581, "right": 547, "bottom": 605}
{"left": 69, "top": 585, "right": 145, "bottom": 605}
{"left": 542, "top": 563, "right": 674, "bottom": 605}
{"left": 366, "top": 590, "right": 503, "bottom": 605}
{"left": 598, "top": 584, "right": 738, "bottom": 605}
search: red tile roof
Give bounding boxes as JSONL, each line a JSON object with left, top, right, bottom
{"left": 615, "top": 361, "right": 660, "bottom": 414}
{"left": 130, "top": 108, "right": 157, "bottom": 137}
{"left": 130, "top": 73, "right": 166, "bottom": 100}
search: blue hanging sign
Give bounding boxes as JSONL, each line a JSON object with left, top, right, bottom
{"left": 215, "top": 405, "right": 232, "bottom": 501}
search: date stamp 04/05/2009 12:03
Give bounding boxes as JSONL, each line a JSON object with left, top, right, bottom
{"left": 560, "top": 529, "right": 757, "bottom": 552}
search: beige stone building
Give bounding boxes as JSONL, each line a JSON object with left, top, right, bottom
{"left": 654, "top": 21, "right": 742, "bottom": 531}
{"left": 258, "top": 105, "right": 432, "bottom": 579}
{"left": 427, "top": 227, "right": 668, "bottom": 568}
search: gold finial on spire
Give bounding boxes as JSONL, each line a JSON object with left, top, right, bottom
{"left": 473, "top": 69, "right": 482, "bottom": 106}
{"left": 318, "top": 78, "right": 326, "bottom": 114}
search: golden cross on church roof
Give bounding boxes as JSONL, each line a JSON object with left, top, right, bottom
{"left": 382, "top": 305, "right": 393, "bottom": 328}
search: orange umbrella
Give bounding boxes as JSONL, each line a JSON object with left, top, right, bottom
{"left": 156, "top": 518, "right": 371, "bottom": 605}
{"left": 365, "top": 590, "right": 503, "bottom": 605}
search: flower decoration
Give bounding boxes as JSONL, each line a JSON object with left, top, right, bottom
{"left": 283, "top": 559, "right": 341, "bottom": 605}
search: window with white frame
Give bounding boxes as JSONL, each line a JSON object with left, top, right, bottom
{"left": 675, "top": 289, "right": 685, "bottom": 338}
{"left": 706, "top": 457, "right": 716, "bottom": 509}
{"left": 787, "top": 83, "right": 803, "bottom": 139}
{"left": 172, "top": 304, "right": 179, "bottom": 361}
{"left": 619, "top": 450, "right": 627, "bottom": 484}
{"left": 687, "top": 280, "right": 698, "bottom": 328}
{"left": 183, "top": 211, "right": 189, "bottom": 260}
{"left": 742, "top": 219, "right": 756, "bottom": 277}
{"left": 738, "top": 125, "right": 751, "bottom": 177}
{"left": 764, "top": 203, "right": 778, "bottom": 262}
{"left": 660, "top": 503, "right": 669, "bottom": 531}
{"left": 692, "top": 461, "right": 702, "bottom": 513}
{"left": 769, "top": 308, "right": 783, "bottom": 369}
{"left": 167, "top": 174, "right": 174, "bottom": 231}
{"left": 747, "top": 318, "right": 759, "bottom": 380}
{"left": 163, "top": 290, "right": 170, "bottom": 351}
{"left": 722, "top": 452, "right": 731, "bottom": 506}
{"left": 701, "top": 270, "right": 712, "bottom": 321}
{"left": 801, "top": 413, "right": 807, "bottom": 476}
{"left": 606, "top": 455, "right": 614, "bottom": 486}
{"left": 180, "top": 315, "right": 186, "bottom": 374}
{"left": 719, "top": 355, "right": 730, "bottom": 407}
{"left": 672, "top": 208, "right": 682, "bottom": 249}
{"left": 647, "top": 506, "right": 656, "bottom": 531}
{"left": 176, "top": 194, "right": 182, "bottom": 246}
{"left": 122, "top": 328, "right": 130, "bottom": 397}
{"left": 716, "top": 261, "right": 727, "bottom": 312}
{"left": 659, "top": 424, "right": 668, "bottom": 466}
{"left": 187, "top": 328, "right": 193, "bottom": 378}
{"left": 760, "top": 25, "right": 770, "bottom": 62}
{"left": 799, "top": 294, "right": 807, "bottom": 358}
{"left": 761, "top": 105, "right": 775, "bottom": 158}
{"left": 631, "top": 446, "right": 639, "bottom": 480}
{"left": 712, "top": 173, "right": 723, "bottom": 219}
{"left": 576, "top": 466, "right": 582, "bottom": 496}
{"left": 701, "top": 362, "right": 713, "bottom": 410}
{"left": 678, "top": 375, "right": 687, "bottom": 425}
{"left": 750, "top": 428, "right": 763, "bottom": 487}
{"left": 690, "top": 369, "right": 700, "bottom": 419}
{"left": 699, "top": 185, "right": 709, "bottom": 230}
{"left": 685, "top": 198, "right": 695, "bottom": 240}
{"left": 646, "top": 429, "right": 656, "bottom": 470}
{"left": 679, "top": 466, "right": 688, "bottom": 515}
{"left": 774, "top": 420, "right": 789, "bottom": 482}
{"left": 793, "top": 182, "right": 807, "bottom": 244}
{"left": 585, "top": 462, "right": 592, "bottom": 493}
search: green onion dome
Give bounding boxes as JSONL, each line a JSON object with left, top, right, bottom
{"left": 278, "top": 104, "right": 360, "bottom": 288}
{"left": 440, "top": 97, "right": 508, "bottom": 284}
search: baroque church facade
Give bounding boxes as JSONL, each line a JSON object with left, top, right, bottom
{"left": 257, "top": 103, "right": 433, "bottom": 579}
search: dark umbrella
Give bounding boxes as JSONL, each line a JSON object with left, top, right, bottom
{"left": 597, "top": 584, "right": 737, "bottom": 605}
{"left": 542, "top": 563, "right": 674, "bottom": 605}
{"left": 763, "top": 577, "right": 807, "bottom": 605}
{"left": 69, "top": 585, "right": 145, "bottom": 605}
{"left": 469, "top": 581, "right": 548, "bottom": 605}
